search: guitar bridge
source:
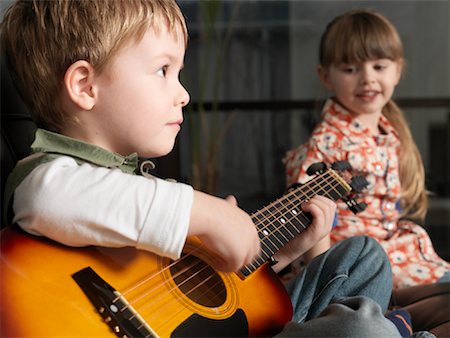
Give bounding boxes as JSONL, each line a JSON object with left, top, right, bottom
{"left": 72, "top": 267, "right": 156, "bottom": 338}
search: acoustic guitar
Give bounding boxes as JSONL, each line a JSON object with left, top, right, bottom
{"left": 0, "top": 162, "right": 363, "bottom": 337}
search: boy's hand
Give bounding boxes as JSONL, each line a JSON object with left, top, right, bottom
{"left": 272, "top": 195, "right": 336, "bottom": 273}
{"left": 189, "top": 191, "right": 261, "bottom": 272}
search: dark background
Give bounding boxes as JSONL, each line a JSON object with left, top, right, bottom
{"left": 1, "top": 0, "right": 449, "bottom": 259}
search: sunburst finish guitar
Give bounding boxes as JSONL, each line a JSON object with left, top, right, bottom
{"left": 0, "top": 162, "right": 364, "bottom": 337}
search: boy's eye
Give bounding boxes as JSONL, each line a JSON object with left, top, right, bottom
{"left": 157, "top": 66, "right": 168, "bottom": 77}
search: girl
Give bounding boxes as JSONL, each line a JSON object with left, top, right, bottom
{"left": 284, "top": 9, "right": 450, "bottom": 289}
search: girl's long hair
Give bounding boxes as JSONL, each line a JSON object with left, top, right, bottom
{"left": 319, "top": 9, "right": 428, "bottom": 221}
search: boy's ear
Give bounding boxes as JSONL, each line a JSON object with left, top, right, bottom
{"left": 64, "top": 60, "right": 96, "bottom": 110}
{"left": 317, "top": 65, "right": 333, "bottom": 90}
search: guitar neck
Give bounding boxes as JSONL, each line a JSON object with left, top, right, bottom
{"left": 238, "top": 169, "right": 350, "bottom": 278}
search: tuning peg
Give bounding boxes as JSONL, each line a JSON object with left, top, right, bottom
{"left": 345, "top": 198, "right": 367, "bottom": 214}
{"left": 331, "top": 160, "right": 352, "bottom": 171}
{"left": 350, "top": 176, "right": 369, "bottom": 192}
{"left": 306, "top": 162, "right": 327, "bottom": 176}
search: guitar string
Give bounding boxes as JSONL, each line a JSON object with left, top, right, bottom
{"left": 122, "top": 254, "right": 206, "bottom": 308}
{"left": 171, "top": 176, "right": 346, "bottom": 316}
{"left": 118, "top": 171, "right": 332, "bottom": 299}
{"left": 118, "top": 171, "right": 332, "bottom": 300}
{"left": 113, "top": 173, "right": 335, "bottom": 321}
{"left": 132, "top": 177, "right": 346, "bottom": 333}
{"left": 116, "top": 173, "right": 344, "bottom": 330}
{"left": 114, "top": 172, "right": 347, "bottom": 330}
{"left": 119, "top": 244, "right": 206, "bottom": 296}
{"left": 149, "top": 176, "right": 346, "bottom": 333}
{"left": 137, "top": 174, "right": 344, "bottom": 332}
{"left": 118, "top": 174, "right": 342, "bottom": 328}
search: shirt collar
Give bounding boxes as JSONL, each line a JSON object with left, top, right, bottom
{"left": 31, "top": 129, "right": 140, "bottom": 174}
{"left": 322, "top": 98, "right": 399, "bottom": 145}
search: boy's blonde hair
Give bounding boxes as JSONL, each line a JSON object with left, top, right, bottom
{"left": 319, "top": 9, "right": 428, "bottom": 221}
{"left": 1, "top": 0, "right": 188, "bottom": 132}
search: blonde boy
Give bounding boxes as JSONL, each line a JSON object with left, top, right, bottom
{"left": 2, "top": 0, "right": 262, "bottom": 271}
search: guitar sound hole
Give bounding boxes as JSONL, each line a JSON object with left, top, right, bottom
{"left": 170, "top": 254, "right": 227, "bottom": 308}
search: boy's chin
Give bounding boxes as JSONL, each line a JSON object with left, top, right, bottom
{"left": 140, "top": 146, "right": 174, "bottom": 159}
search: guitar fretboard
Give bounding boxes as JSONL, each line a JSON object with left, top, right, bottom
{"left": 238, "top": 169, "right": 350, "bottom": 278}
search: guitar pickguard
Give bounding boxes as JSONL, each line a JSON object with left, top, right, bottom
{"left": 172, "top": 309, "right": 248, "bottom": 337}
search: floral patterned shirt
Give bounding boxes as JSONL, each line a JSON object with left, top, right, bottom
{"left": 284, "top": 98, "right": 449, "bottom": 288}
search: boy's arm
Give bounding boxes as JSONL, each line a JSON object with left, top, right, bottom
{"left": 12, "top": 157, "right": 193, "bottom": 259}
{"left": 12, "top": 156, "right": 260, "bottom": 273}
{"left": 270, "top": 195, "right": 336, "bottom": 273}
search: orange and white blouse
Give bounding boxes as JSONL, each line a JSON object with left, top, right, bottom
{"left": 284, "top": 98, "right": 449, "bottom": 288}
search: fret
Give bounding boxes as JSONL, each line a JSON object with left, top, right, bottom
{"left": 238, "top": 168, "right": 351, "bottom": 278}
{"left": 257, "top": 225, "right": 279, "bottom": 255}
{"left": 268, "top": 206, "right": 296, "bottom": 241}
{"left": 255, "top": 204, "right": 309, "bottom": 255}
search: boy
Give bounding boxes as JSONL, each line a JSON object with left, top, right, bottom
{"left": 1, "top": 1, "right": 402, "bottom": 337}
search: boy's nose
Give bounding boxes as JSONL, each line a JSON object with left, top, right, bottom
{"left": 177, "top": 83, "right": 190, "bottom": 107}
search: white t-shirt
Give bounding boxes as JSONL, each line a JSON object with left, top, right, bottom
{"left": 12, "top": 156, "right": 194, "bottom": 259}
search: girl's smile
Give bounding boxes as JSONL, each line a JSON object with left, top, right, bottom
{"left": 318, "top": 58, "right": 403, "bottom": 128}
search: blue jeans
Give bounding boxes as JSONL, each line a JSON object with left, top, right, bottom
{"left": 276, "top": 236, "right": 401, "bottom": 337}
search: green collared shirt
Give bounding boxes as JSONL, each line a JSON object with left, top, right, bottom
{"left": 3, "top": 128, "right": 146, "bottom": 223}
{"left": 31, "top": 129, "right": 140, "bottom": 174}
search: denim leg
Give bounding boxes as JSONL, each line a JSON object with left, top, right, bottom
{"left": 285, "top": 235, "right": 392, "bottom": 323}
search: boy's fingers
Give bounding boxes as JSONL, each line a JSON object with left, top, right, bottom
{"left": 301, "top": 195, "right": 335, "bottom": 228}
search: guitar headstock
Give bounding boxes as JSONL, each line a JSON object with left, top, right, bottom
{"left": 304, "top": 161, "right": 368, "bottom": 214}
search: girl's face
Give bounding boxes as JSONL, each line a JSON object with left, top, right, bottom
{"left": 318, "top": 59, "right": 403, "bottom": 118}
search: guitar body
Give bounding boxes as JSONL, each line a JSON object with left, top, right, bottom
{"left": 1, "top": 165, "right": 357, "bottom": 337}
{"left": 0, "top": 226, "right": 292, "bottom": 337}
